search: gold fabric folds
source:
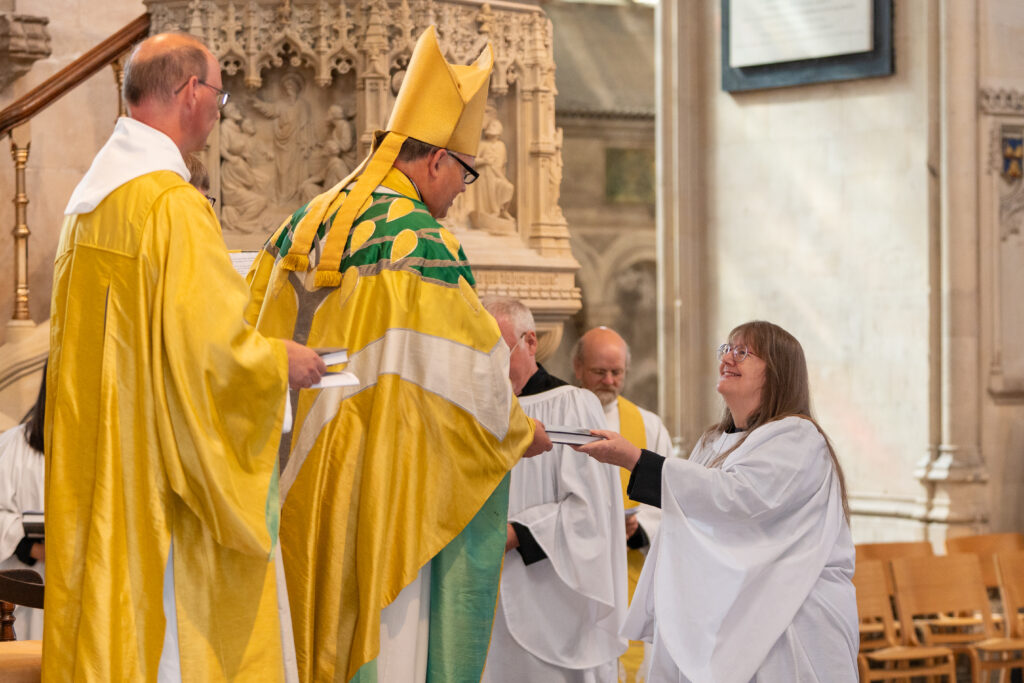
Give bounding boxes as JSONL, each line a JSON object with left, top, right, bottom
{"left": 617, "top": 396, "right": 647, "bottom": 682}
{"left": 45, "top": 171, "right": 289, "bottom": 681}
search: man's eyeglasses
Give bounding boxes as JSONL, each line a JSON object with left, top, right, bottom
{"left": 204, "top": 195, "right": 217, "bottom": 207}
{"left": 446, "top": 151, "right": 479, "bottom": 185}
{"left": 717, "top": 343, "right": 757, "bottom": 363}
{"left": 174, "top": 78, "right": 231, "bottom": 109}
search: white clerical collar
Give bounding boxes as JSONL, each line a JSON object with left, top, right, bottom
{"left": 64, "top": 117, "right": 189, "bottom": 215}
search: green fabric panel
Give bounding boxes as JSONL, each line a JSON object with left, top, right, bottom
{"left": 426, "top": 473, "right": 511, "bottom": 683}
{"left": 348, "top": 657, "right": 378, "bottom": 683}
{"left": 338, "top": 197, "right": 475, "bottom": 287}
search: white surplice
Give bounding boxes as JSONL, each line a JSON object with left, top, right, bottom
{"left": 483, "top": 385, "right": 628, "bottom": 683}
{"left": 0, "top": 424, "right": 45, "bottom": 640}
{"left": 624, "top": 416, "right": 858, "bottom": 683}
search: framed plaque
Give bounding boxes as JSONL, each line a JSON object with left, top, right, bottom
{"left": 721, "top": 0, "right": 893, "bottom": 93}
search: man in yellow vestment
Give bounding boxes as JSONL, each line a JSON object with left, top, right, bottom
{"left": 573, "top": 327, "right": 673, "bottom": 683}
{"left": 46, "top": 33, "right": 325, "bottom": 681}
{"left": 245, "top": 25, "right": 551, "bottom": 683}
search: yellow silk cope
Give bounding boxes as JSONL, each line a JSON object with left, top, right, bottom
{"left": 617, "top": 396, "right": 647, "bottom": 682}
{"left": 246, "top": 168, "right": 535, "bottom": 682}
{"left": 45, "top": 171, "right": 289, "bottom": 681}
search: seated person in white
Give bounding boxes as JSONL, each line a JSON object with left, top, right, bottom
{"left": 0, "top": 366, "right": 46, "bottom": 640}
{"left": 577, "top": 320, "right": 858, "bottom": 683}
{"left": 482, "top": 297, "right": 628, "bottom": 683}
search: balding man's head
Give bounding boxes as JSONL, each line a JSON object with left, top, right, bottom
{"left": 123, "top": 33, "right": 211, "bottom": 108}
{"left": 122, "top": 33, "right": 225, "bottom": 154}
{"left": 572, "top": 327, "right": 630, "bottom": 407}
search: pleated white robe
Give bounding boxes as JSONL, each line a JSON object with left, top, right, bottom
{"left": 484, "top": 385, "right": 628, "bottom": 682}
{"left": 623, "top": 416, "right": 858, "bottom": 683}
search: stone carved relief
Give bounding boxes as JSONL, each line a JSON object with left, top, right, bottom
{"left": 219, "top": 102, "right": 273, "bottom": 233}
{"left": 979, "top": 91, "right": 1024, "bottom": 396}
{"left": 249, "top": 71, "right": 315, "bottom": 202}
{"left": 448, "top": 105, "right": 515, "bottom": 234}
{"left": 147, "top": 0, "right": 579, "bottom": 323}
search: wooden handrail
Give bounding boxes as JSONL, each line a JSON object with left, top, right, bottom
{"left": 0, "top": 13, "right": 149, "bottom": 139}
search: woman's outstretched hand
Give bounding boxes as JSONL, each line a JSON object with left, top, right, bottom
{"left": 573, "top": 429, "right": 643, "bottom": 471}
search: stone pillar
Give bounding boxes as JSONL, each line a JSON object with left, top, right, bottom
{"left": 655, "top": 0, "right": 709, "bottom": 452}
{"left": 519, "top": 13, "right": 572, "bottom": 259}
{"left": 916, "top": 0, "right": 989, "bottom": 540}
{"left": 357, "top": 0, "right": 391, "bottom": 157}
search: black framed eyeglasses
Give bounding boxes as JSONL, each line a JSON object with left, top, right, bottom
{"left": 204, "top": 195, "right": 217, "bottom": 207}
{"left": 446, "top": 151, "right": 479, "bottom": 185}
{"left": 174, "top": 78, "right": 231, "bottom": 109}
{"left": 717, "top": 343, "right": 757, "bottom": 363}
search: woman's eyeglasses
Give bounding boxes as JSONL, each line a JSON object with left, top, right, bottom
{"left": 717, "top": 343, "right": 756, "bottom": 363}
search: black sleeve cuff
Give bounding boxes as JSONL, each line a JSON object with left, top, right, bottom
{"left": 627, "top": 449, "right": 665, "bottom": 508}
{"left": 14, "top": 536, "right": 37, "bottom": 566}
{"left": 626, "top": 524, "right": 650, "bottom": 550}
{"left": 511, "top": 521, "right": 548, "bottom": 565}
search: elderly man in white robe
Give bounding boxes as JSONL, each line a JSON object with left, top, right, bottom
{"left": 572, "top": 327, "right": 673, "bottom": 681}
{"left": 481, "top": 297, "right": 628, "bottom": 683}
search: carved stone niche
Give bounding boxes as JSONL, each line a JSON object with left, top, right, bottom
{"left": 980, "top": 88, "right": 1024, "bottom": 397}
{"left": 145, "top": 0, "right": 581, "bottom": 358}
{"left": 0, "top": 12, "right": 52, "bottom": 92}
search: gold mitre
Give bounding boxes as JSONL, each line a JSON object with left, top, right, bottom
{"left": 280, "top": 25, "right": 494, "bottom": 287}
{"left": 387, "top": 25, "right": 494, "bottom": 156}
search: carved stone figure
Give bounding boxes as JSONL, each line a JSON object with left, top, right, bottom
{"left": 220, "top": 102, "right": 273, "bottom": 234}
{"left": 249, "top": 71, "right": 314, "bottom": 203}
{"left": 450, "top": 110, "right": 516, "bottom": 234}
{"left": 325, "top": 104, "right": 357, "bottom": 175}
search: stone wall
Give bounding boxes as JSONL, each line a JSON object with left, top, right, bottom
{"left": 0, "top": 0, "right": 146, "bottom": 344}
{"left": 706, "top": 1, "right": 934, "bottom": 541}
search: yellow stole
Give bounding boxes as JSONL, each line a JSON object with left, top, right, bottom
{"left": 617, "top": 396, "right": 647, "bottom": 680}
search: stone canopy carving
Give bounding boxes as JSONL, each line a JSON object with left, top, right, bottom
{"left": 146, "top": 0, "right": 580, "bottom": 344}
{"left": 0, "top": 12, "right": 52, "bottom": 92}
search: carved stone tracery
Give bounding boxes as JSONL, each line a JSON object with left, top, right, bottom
{"left": 145, "top": 0, "right": 580, "bottom": 341}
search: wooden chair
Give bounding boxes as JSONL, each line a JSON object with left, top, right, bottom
{"left": 0, "top": 569, "right": 43, "bottom": 683}
{"left": 857, "top": 541, "right": 935, "bottom": 563}
{"left": 854, "top": 559, "right": 957, "bottom": 681}
{"left": 891, "top": 554, "right": 1024, "bottom": 683}
{"left": 995, "top": 550, "right": 1024, "bottom": 639}
{"left": 947, "top": 533, "right": 1024, "bottom": 594}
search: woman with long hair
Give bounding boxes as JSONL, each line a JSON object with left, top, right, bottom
{"left": 577, "top": 321, "right": 857, "bottom": 682}
{"left": 0, "top": 363, "right": 46, "bottom": 640}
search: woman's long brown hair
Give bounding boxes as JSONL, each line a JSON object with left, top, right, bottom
{"left": 701, "top": 321, "right": 850, "bottom": 519}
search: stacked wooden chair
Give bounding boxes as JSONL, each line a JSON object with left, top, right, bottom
{"left": 854, "top": 559, "right": 957, "bottom": 681}
{"left": 891, "top": 554, "right": 1024, "bottom": 683}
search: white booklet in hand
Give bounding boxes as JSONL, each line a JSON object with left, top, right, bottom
{"left": 311, "top": 371, "right": 360, "bottom": 389}
{"left": 546, "top": 426, "right": 606, "bottom": 446}
{"left": 315, "top": 348, "right": 349, "bottom": 366}
{"left": 310, "top": 348, "right": 359, "bottom": 388}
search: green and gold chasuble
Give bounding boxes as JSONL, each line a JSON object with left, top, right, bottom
{"left": 247, "top": 168, "right": 535, "bottom": 682}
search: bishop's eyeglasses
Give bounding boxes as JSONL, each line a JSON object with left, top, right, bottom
{"left": 446, "top": 151, "right": 480, "bottom": 185}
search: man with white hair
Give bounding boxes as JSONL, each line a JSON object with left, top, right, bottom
{"left": 482, "top": 297, "right": 627, "bottom": 683}
{"left": 572, "top": 326, "right": 673, "bottom": 682}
